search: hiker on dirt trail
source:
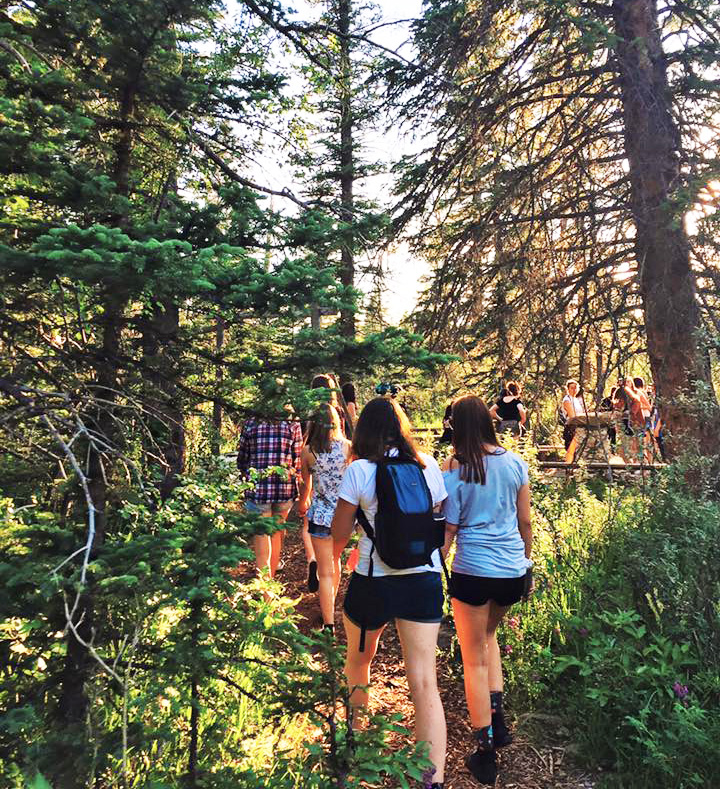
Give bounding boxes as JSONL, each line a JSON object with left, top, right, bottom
{"left": 297, "top": 402, "right": 351, "bottom": 633}
{"left": 301, "top": 374, "right": 355, "bottom": 591}
{"left": 441, "top": 394, "right": 533, "bottom": 786}
{"left": 331, "top": 397, "right": 448, "bottom": 789}
{"left": 339, "top": 373, "right": 358, "bottom": 422}
{"left": 489, "top": 381, "right": 527, "bottom": 437}
{"left": 236, "top": 414, "right": 303, "bottom": 582}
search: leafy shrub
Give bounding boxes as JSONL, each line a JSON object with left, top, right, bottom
{"left": 500, "top": 466, "right": 720, "bottom": 788}
{"left": 0, "top": 468, "right": 431, "bottom": 788}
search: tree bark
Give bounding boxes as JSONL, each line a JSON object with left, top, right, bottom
{"left": 612, "top": 0, "right": 720, "bottom": 456}
{"left": 141, "top": 300, "right": 185, "bottom": 501}
{"left": 211, "top": 316, "right": 224, "bottom": 455}
{"left": 58, "top": 293, "right": 124, "bottom": 724}
{"left": 337, "top": 0, "right": 356, "bottom": 339}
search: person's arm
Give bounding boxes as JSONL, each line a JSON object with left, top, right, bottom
{"left": 442, "top": 522, "right": 458, "bottom": 559}
{"left": 346, "top": 401, "right": 357, "bottom": 420}
{"left": 236, "top": 423, "right": 251, "bottom": 474}
{"left": 332, "top": 498, "right": 357, "bottom": 560}
{"left": 517, "top": 483, "right": 532, "bottom": 560}
{"left": 561, "top": 396, "right": 573, "bottom": 419}
{"left": 290, "top": 422, "right": 303, "bottom": 479}
{"left": 297, "top": 448, "right": 314, "bottom": 517}
{"left": 518, "top": 403, "right": 527, "bottom": 425}
{"left": 624, "top": 386, "right": 641, "bottom": 403}
{"left": 489, "top": 403, "right": 500, "bottom": 421}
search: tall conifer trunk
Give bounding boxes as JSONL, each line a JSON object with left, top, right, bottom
{"left": 141, "top": 300, "right": 185, "bottom": 500}
{"left": 337, "top": 0, "right": 356, "bottom": 339}
{"left": 612, "top": 0, "right": 720, "bottom": 455}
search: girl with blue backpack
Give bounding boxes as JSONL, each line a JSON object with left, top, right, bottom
{"left": 332, "top": 397, "right": 448, "bottom": 789}
{"left": 442, "top": 394, "right": 533, "bottom": 786}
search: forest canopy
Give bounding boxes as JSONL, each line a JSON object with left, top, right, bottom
{"left": 1, "top": 0, "right": 719, "bottom": 787}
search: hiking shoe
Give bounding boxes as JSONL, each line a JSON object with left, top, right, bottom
{"left": 307, "top": 560, "right": 319, "bottom": 592}
{"left": 465, "top": 749, "right": 497, "bottom": 785}
{"left": 491, "top": 715, "right": 513, "bottom": 748}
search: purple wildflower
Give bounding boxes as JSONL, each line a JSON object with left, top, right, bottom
{"left": 504, "top": 644, "right": 513, "bottom": 655}
{"left": 579, "top": 627, "right": 589, "bottom": 637}
{"left": 672, "top": 681, "right": 689, "bottom": 701}
{"left": 422, "top": 766, "right": 436, "bottom": 788}
{"left": 508, "top": 617, "right": 519, "bottom": 629}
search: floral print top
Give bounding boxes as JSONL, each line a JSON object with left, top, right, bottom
{"left": 307, "top": 439, "right": 347, "bottom": 527}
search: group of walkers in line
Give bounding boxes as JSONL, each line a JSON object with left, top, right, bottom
{"left": 236, "top": 377, "right": 533, "bottom": 787}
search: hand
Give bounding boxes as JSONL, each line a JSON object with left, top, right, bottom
{"left": 297, "top": 502, "right": 309, "bottom": 517}
{"left": 522, "top": 568, "right": 534, "bottom": 600}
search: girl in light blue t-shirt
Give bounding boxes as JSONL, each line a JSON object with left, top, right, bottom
{"left": 442, "top": 394, "right": 533, "bottom": 786}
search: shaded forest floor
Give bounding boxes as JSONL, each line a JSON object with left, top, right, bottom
{"left": 255, "top": 527, "right": 604, "bottom": 789}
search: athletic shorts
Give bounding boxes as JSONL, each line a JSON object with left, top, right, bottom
{"left": 308, "top": 520, "right": 332, "bottom": 539}
{"left": 343, "top": 571, "right": 443, "bottom": 631}
{"left": 449, "top": 571, "right": 525, "bottom": 607}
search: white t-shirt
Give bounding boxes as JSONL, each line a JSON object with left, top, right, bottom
{"left": 562, "top": 394, "right": 586, "bottom": 418}
{"left": 337, "top": 451, "right": 448, "bottom": 576}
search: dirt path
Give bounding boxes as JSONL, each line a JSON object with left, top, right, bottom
{"left": 275, "top": 527, "right": 600, "bottom": 788}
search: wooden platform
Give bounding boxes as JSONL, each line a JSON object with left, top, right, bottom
{"left": 539, "top": 461, "right": 665, "bottom": 471}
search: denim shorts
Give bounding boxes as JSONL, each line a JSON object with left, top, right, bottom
{"left": 308, "top": 520, "right": 332, "bottom": 539}
{"left": 244, "top": 500, "right": 294, "bottom": 533}
{"left": 343, "top": 571, "right": 443, "bottom": 631}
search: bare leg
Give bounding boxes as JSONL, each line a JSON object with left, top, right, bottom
{"left": 342, "top": 613, "right": 385, "bottom": 725}
{"left": 252, "top": 534, "right": 272, "bottom": 575}
{"left": 268, "top": 529, "right": 285, "bottom": 578}
{"left": 396, "top": 619, "right": 447, "bottom": 784}
{"left": 302, "top": 517, "right": 316, "bottom": 563}
{"left": 312, "top": 536, "right": 336, "bottom": 625}
{"left": 487, "top": 601, "right": 512, "bottom": 692}
{"left": 452, "top": 598, "right": 491, "bottom": 728}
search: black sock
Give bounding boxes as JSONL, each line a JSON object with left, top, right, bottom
{"left": 473, "top": 723, "right": 494, "bottom": 752}
{"left": 490, "top": 691, "right": 503, "bottom": 716}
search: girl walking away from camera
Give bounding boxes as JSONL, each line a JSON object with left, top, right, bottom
{"left": 489, "top": 381, "right": 527, "bottom": 437}
{"left": 297, "top": 403, "right": 350, "bottom": 632}
{"left": 332, "top": 397, "right": 448, "bottom": 789}
{"left": 442, "top": 395, "right": 533, "bottom": 786}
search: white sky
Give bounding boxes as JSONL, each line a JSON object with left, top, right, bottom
{"left": 243, "top": 0, "right": 430, "bottom": 324}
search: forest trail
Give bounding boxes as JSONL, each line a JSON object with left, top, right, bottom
{"left": 273, "top": 527, "right": 601, "bottom": 789}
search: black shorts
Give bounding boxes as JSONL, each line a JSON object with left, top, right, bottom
{"left": 563, "top": 424, "right": 576, "bottom": 450}
{"left": 450, "top": 572, "right": 525, "bottom": 607}
{"left": 343, "top": 571, "right": 443, "bottom": 631}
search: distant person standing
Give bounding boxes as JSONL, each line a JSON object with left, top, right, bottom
{"left": 561, "top": 380, "right": 586, "bottom": 463}
{"left": 439, "top": 403, "right": 453, "bottom": 445}
{"left": 237, "top": 415, "right": 303, "bottom": 579}
{"left": 625, "top": 377, "right": 653, "bottom": 462}
{"left": 489, "top": 382, "right": 527, "bottom": 437}
{"left": 339, "top": 373, "right": 357, "bottom": 422}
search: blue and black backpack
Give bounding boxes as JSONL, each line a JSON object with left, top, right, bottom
{"left": 356, "top": 457, "right": 448, "bottom": 650}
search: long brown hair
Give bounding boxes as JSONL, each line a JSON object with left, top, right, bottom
{"left": 451, "top": 395, "right": 502, "bottom": 484}
{"left": 305, "top": 402, "right": 341, "bottom": 455}
{"left": 311, "top": 373, "right": 353, "bottom": 438}
{"left": 351, "top": 397, "right": 425, "bottom": 467}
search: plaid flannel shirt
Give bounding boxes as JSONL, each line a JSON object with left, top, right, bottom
{"left": 236, "top": 418, "right": 303, "bottom": 504}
